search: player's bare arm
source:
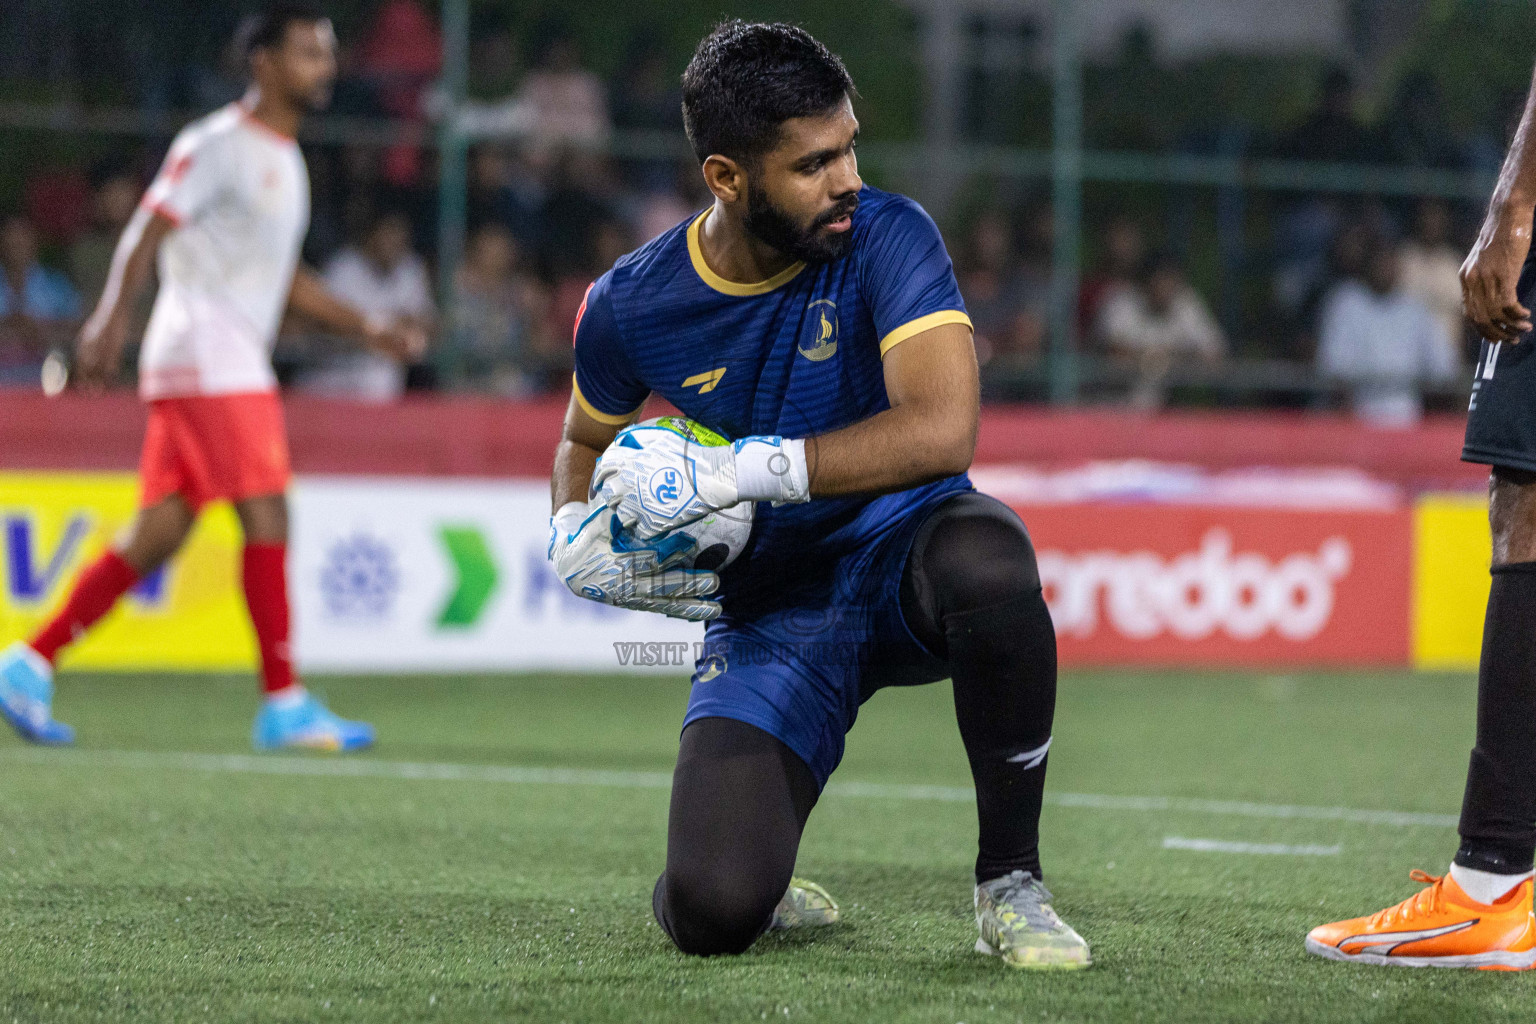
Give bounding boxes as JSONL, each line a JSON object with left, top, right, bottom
{"left": 551, "top": 397, "right": 636, "bottom": 511}
{"left": 1463, "top": 63, "right": 1536, "bottom": 343}
{"left": 286, "top": 267, "right": 427, "bottom": 362}
{"left": 802, "top": 321, "right": 978, "bottom": 496}
{"left": 1465, "top": 60, "right": 1536, "bottom": 567}
{"left": 73, "top": 208, "right": 176, "bottom": 386}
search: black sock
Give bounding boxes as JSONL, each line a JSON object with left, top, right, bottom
{"left": 947, "top": 590, "right": 1057, "bottom": 883}
{"left": 1455, "top": 561, "right": 1536, "bottom": 875}
{"left": 901, "top": 493, "right": 1057, "bottom": 885}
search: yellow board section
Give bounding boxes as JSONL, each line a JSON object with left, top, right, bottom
{"left": 1413, "top": 494, "right": 1491, "bottom": 671}
{"left": 0, "top": 473, "right": 255, "bottom": 671}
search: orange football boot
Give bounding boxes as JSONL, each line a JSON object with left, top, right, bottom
{"left": 1306, "top": 870, "right": 1536, "bottom": 970}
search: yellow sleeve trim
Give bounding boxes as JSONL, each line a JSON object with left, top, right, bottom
{"left": 878, "top": 310, "right": 974, "bottom": 357}
{"left": 572, "top": 374, "right": 645, "bottom": 426}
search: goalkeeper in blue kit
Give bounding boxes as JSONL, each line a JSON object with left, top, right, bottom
{"left": 547, "top": 21, "right": 1088, "bottom": 969}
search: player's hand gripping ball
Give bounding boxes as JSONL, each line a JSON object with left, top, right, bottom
{"left": 547, "top": 498, "right": 721, "bottom": 621}
{"left": 592, "top": 416, "right": 804, "bottom": 544}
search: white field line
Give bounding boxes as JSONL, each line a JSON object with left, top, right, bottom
{"left": 1049, "top": 791, "right": 1455, "bottom": 829}
{"left": 0, "top": 747, "right": 1459, "bottom": 829}
{"left": 1163, "top": 836, "right": 1343, "bottom": 857}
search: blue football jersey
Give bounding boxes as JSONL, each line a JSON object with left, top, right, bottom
{"left": 572, "top": 185, "right": 973, "bottom": 606}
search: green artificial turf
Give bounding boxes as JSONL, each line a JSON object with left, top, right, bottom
{"left": 1, "top": 670, "right": 1531, "bottom": 1023}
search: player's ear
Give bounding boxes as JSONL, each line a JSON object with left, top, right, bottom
{"left": 701, "top": 155, "right": 745, "bottom": 206}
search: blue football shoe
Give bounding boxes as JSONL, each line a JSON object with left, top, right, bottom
{"left": 0, "top": 642, "right": 74, "bottom": 746}
{"left": 252, "top": 689, "right": 375, "bottom": 752}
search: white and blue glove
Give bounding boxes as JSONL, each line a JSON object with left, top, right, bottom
{"left": 547, "top": 500, "right": 721, "bottom": 621}
{"left": 592, "top": 429, "right": 809, "bottom": 541}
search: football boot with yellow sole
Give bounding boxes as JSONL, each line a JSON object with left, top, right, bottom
{"left": 975, "top": 870, "right": 1092, "bottom": 970}
{"left": 768, "top": 877, "right": 840, "bottom": 931}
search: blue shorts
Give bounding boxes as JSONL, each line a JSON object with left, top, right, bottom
{"left": 682, "top": 490, "right": 959, "bottom": 787}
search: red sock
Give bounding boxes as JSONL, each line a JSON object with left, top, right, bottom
{"left": 242, "top": 543, "right": 296, "bottom": 695}
{"left": 30, "top": 550, "right": 140, "bottom": 664}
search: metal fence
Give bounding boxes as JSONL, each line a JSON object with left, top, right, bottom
{"left": 0, "top": 0, "right": 1505, "bottom": 410}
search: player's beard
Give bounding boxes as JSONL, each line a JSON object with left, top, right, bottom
{"left": 744, "top": 186, "right": 859, "bottom": 265}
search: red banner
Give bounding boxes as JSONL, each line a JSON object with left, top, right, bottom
{"left": 1013, "top": 504, "right": 1413, "bottom": 667}
{"left": 1, "top": 393, "right": 1483, "bottom": 490}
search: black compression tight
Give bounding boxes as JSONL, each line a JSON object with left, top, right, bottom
{"left": 652, "top": 717, "right": 819, "bottom": 956}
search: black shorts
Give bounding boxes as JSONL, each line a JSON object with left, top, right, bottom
{"left": 1464, "top": 254, "right": 1536, "bottom": 473}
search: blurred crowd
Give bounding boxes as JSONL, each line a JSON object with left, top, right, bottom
{"left": 0, "top": 4, "right": 1491, "bottom": 420}
{"left": 1, "top": 3, "right": 705, "bottom": 402}
{"left": 958, "top": 62, "right": 1481, "bottom": 421}
{"left": 960, "top": 192, "right": 1466, "bottom": 422}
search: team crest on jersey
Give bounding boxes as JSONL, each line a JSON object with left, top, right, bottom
{"left": 799, "top": 299, "right": 838, "bottom": 362}
{"left": 696, "top": 652, "right": 727, "bottom": 682}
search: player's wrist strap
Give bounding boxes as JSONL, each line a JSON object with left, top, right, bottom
{"left": 733, "top": 437, "right": 809, "bottom": 504}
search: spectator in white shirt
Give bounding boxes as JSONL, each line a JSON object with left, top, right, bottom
{"left": 298, "top": 209, "right": 435, "bottom": 401}
{"left": 455, "top": 25, "right": 609, "bottom": 164}
{"left": 1317, "top": 236, "right": 1457, "bottom": 426}
{"left": 517, "top": 29, "right": 609, "bottom": 146}
{"left": 1397, "top": 197, "right": 1467, "bottom": 368}
{"left": 450, "top": 223, "right": 556, "bottom": 395}
{"left": 1094, "top": 252, "right": 1225, "bottom": 409}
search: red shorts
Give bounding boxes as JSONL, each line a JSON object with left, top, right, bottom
{"left": 139, "top": 392, "right": 291, "bottom": 510}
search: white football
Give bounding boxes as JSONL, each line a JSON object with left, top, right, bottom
{"left": 682, "top": 504, "right": 755, "bottom": 571}
{"left": 604, "top": 416, "right": 755, "bottom": 571}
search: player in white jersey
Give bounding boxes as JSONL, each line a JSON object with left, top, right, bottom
{"left": 135, "top": 100, "right": 312, "bottom": 400}
{"left": 0, "top": 3, "right": 424, "bottom": 750}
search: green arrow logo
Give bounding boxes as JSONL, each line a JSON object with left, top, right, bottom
{"left": 436, "top": 525, "right": 498, "bottom": 628}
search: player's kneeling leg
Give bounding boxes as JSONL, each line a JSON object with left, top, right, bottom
{"left": 904, "top": 494, "right": 1089, "bottom": 968}
{"left": 652, "top": 718, "right": 818, "bottom": 956}
{"left": 903, "top": 493, "right": 1057, "bottom": 883}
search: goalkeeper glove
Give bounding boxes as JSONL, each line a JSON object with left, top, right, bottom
{"left": 592, "top": 427, "right": 809, "bottom": 541}
{"left": 547, "top": 500, "right": 721, "bottom": 621}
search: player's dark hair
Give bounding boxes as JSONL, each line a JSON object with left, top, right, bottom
{"left": 237, "top": 2, "right": 328, "bottom": 64}
{"left": 681, "top": 21, "right": 855, "bottom": 166}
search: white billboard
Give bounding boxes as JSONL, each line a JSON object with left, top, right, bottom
{"left": 289, "top": 477, "right": 703, "bottom": 673}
